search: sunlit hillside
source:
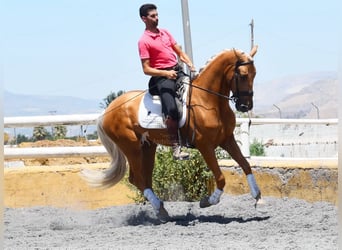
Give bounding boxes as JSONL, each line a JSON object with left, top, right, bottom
{"left": 253, "top": 71, "right": 337, "bottom": 118}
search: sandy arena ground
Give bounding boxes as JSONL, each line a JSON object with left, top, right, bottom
{"left": 4, "top": 194, "right": 337, "bottom": 250}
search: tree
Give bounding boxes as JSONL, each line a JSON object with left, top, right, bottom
{"left": 53, "top": 125, "right": 67, "bottom": 139}
{"left": 33, "top": 126, "right": 49, "bottom": 141}
{"left": 4, "top": 132, "right": 10, "bottom": 144}
{"left": 100, "top": 90, "right": 125, "bottom": 109}
{"left": 16, "top": 134, "right": 31, "bottom": 144}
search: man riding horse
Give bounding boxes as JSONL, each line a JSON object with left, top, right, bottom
{"left": 81, "top": 4, "right": 261, "bottom": 222}
{"left": 138, "top": 3, "right": 196, "bottom": 160}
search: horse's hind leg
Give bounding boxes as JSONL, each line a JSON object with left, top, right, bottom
{"left": 124, "top": 141, "right": 170, "bottom": 222}
{"left": 221, "top": 134, "right": 261, "bottom": 201}
{"left": 122, "top": 140, "right": 155, "bottom": 191}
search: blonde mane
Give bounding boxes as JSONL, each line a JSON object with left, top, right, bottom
{"left": 197, "top": 48, "right": 250, "bottom": 76}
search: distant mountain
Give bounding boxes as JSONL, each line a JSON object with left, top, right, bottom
{"left": 253, "top": 71, "right": 337, "bottom": 118}
{"left": 4, "top": 71, "right": 337, "bottom": 119}
{"left": 4, "top": 91, "right": 103, "bottom": 117}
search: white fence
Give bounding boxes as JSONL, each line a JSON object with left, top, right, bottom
{"left": 4, "top": 114, "right": 338, "bottom": 160}
{"left": 236, "top": 118, "right": 338, "bottom": 158}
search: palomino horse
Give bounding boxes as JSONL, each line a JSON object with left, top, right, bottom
{"left": 81, "top": 46, "right": 261, "bottom": 221}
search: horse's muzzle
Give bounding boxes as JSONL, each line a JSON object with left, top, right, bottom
{"left": 236, "top": 101, "right": 253, "bottom": 112}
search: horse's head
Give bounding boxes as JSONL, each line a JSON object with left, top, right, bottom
{"left": 231, "top": 46, "right": 257, "bottom": 112}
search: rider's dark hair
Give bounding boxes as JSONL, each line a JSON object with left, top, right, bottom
{"left": 139, "top": 3, "right": 157, "bottom": 18}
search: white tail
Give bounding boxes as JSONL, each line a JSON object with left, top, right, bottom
{"left": 80, "top": 115, "right": 127, "bottom": 188}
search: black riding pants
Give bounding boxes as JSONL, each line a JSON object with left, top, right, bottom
{"left": 148, "top": 76, "right": 179, "bottom": 121}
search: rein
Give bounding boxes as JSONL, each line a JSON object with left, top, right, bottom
{"left": 183, "top": 81, "right": 234, "bottom": 101}
{"left": 103, "top": 59, "right": 254, "bottom": 119}
{"left": 184, "top": 60, "right": 254, "bottom": 146}
{"left": 185, "top": 60, "right": 255, "bottom": 103}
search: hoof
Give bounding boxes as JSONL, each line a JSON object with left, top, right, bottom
{"left": 254, "top": 191, "right": 262, "bottom": 208}
{"left": 157, "top": 202, "right": 170, "bottom": 223}
{"left": 199, "top": 196, "right": 212, "bottom": 208}
{"left": 256, "top": 191, "right": 261, "bottom": 201}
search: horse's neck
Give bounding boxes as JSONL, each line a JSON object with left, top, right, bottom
{"left": 194, "top": 52, "right": 235, "bottom": 97}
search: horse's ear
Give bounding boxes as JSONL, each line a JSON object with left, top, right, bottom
{"left": 250, "top": 45, "right": 258, "bottom": 57}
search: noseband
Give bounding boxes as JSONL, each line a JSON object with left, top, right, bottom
{"left": 231, "top": 60, "right": 254, "bottom": 103}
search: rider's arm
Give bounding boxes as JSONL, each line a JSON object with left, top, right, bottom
{"left": 141, "top": 59, "right": 177, "bottom": 79}
{"left": 172, "top": 44, "right": 196, "bottom": 72}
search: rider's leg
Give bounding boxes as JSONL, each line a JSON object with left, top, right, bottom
{"left": 157, "top": 78, "right": 189, "bottom": 160}
{"left": 164, "top": 116, "right": 189, "bottom": 160}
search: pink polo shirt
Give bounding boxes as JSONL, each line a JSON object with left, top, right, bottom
{"left": 138, "top": 28, "right": 178, "bottom": 69}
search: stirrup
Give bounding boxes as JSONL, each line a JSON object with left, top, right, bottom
{"left": 172, "top": 145, "right": 190, "bottom": 160}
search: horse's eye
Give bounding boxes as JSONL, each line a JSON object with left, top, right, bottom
{"left": 240, "top": 74, "right": 247, "bottom": 80}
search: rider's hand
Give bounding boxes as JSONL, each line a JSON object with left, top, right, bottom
{"left": 188, "top": 64, "right": 196, "bottom": 72}
{"left": 165, "top": 70, "right": 177, "bottom": 79}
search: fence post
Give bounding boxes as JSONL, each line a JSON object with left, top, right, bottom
{"left": 240, "top": 121, "right": 250, "bottom": 158}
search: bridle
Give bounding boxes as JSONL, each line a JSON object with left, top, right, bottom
{"left": 230, "top": 60, "right": 254, "bottom": 104}
{"left": 186, "top": 59, "right": 255, "bottom": 105}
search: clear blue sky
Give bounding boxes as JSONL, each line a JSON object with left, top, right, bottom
{"left": 2, "top": 1, "right": 340, "bottom": 100}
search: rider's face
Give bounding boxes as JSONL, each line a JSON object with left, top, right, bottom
{"left": 143, "top": 9, "right": 159, "bottom": 27}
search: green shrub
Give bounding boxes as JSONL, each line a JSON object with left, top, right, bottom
{"left": 215, "top": 147, "right": 231, "bottom": 159}
{"left": 125, "top": 147, "right": 214, "bottom": 203}
{"left": 250, "top": 138, "right": 266, "bottom": 156}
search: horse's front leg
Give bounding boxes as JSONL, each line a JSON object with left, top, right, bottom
{"left": 221, "top": 134, "right": 261, "bottom": 201}
{"left": 197, "top": 147, "right": 225, "bottom": 208}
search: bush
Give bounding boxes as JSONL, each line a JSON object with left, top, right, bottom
{"left": 250, "top": 138, "right": 265, "bottom": 156}
{"left": 215, "top": 147, "right": 231, "bottom": 159}
{"left": 126, "top": 147, "right": 214, "bottom": 203}
{"left": 125, "top": 140, "right": 265, "bottom": 203}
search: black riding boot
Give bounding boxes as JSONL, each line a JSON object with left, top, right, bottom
{"left": 164, "top": 116, "right": 189, "bottom": 160}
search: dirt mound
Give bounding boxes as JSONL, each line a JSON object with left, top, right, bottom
{"left": 16, "top": 139, "right": 110, "bottom": 166}
{"left": 18, "top": 139, "right": 102, "bottom": 148}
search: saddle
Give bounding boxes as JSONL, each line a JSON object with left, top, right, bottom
{"left": 138, "top": 76, "right": 190, "bottom": 129}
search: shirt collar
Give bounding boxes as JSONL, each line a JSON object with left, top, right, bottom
{"left": 144, "top": 29, "right": 161, "bottom": 38}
